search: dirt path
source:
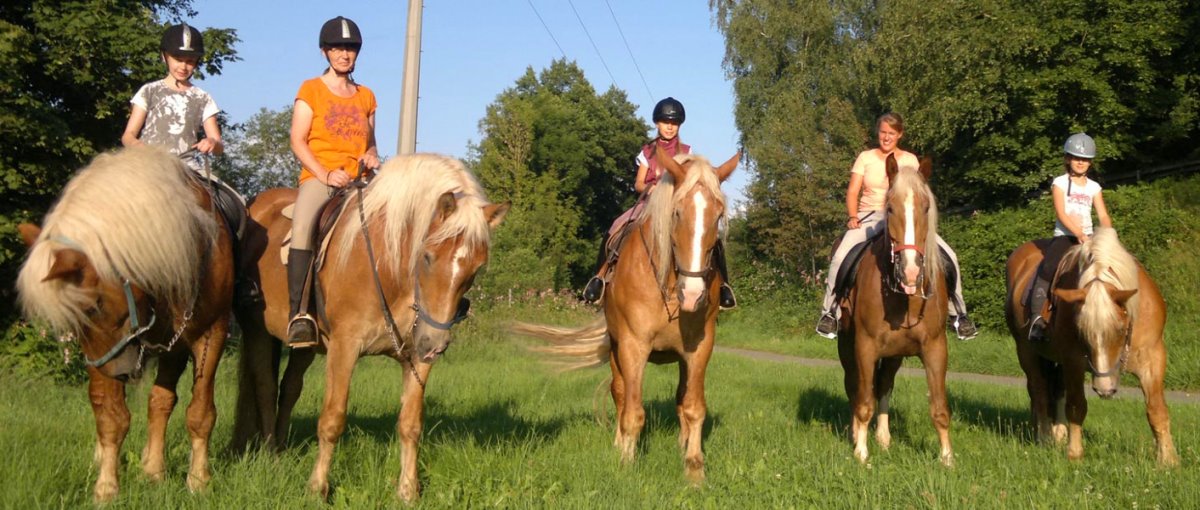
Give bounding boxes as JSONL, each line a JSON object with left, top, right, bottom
{"left": 716, "top": 346, "right": 1200, "bottom": 406}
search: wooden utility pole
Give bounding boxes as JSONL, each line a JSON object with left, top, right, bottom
{"left": 397, "top": 0, "right": 422, "bottom": 154}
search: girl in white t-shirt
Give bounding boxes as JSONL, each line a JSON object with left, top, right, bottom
{"left": 1027, "top": 133, "right": 1113, "bottom": 341}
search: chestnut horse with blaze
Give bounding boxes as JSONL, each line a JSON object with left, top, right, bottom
{"left": 1005, "top": 227, "right": 1178, "bottom": 466}
{"left": 231, "top": 154, "right": 508, "bottom": 501}
{"left": 514, "top": 150, "right": 737, "bottom": 484}
{"left": 16, "top": 147, "right": 235, "bottom": 502}
{"left": 836, "top": 156, "right": 953, "bottom": 466}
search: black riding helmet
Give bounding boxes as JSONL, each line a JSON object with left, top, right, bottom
{"left": 160, "top": 23, "right": 204, "bottom": 60}
{"left": 652, "top": 97, "right": 685, "bottom": 124}
{"left": 319, "top": 16, "right": 363, "bottom": 49}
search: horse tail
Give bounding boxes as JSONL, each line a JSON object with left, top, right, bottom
{"left": 511, "top": 317, "right": 610, "bottom": 372}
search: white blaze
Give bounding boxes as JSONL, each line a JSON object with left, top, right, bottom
{"left": 690, "top": 193, "right": 708, "bottom": 271}
{"left": 451, "top": 244, "right": 469, "bottom": 286}
{"left": 903, "top": 191, "right": 917, "bottom": 267}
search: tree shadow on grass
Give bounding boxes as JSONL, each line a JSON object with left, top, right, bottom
{"left": 794, "top": 386, "right": 849, "bottom": 438}
{"left": 634, "top": 398, "right": 722, "bottom": 456}
{"left": 283, "top": 397, "right": 571, "bottom": 450}
{"left": 947, "top": 393, "right": 1036, "bottom": 445}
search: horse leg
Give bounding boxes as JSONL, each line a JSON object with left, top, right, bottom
{"left": 608, "top": 346, "right": 626, "bottom": 448}
{"left": 87, "top": 368, "right": 130, "bottom": 503}
{"left": 850, "top": 338, "right": 878, "bottom": 464}
{"left": 921, "top": 338, "right": 953, "bottom": 467}
{"left": 873, "top": 357, "right": 903, "bottom": 450}
{"left": 142, "top": 350, "right": 189, "bottom": 482}
{"left": 677, "top": 344, "right": 712, "bottom": 485}
{"left": 396, "top": 360, "right": 434, "bottom": 502}
{"left": 1062, "top": 366, "right": 1088, "bottom": 461}
{"left": 183, "top": 322, "right": 229, "bottom": 493}
{"left": 614, "top": 341, "right": 649, "bottom": 465}
{"left": 1130, "top": 349, "right": 1179, "bottom": 467}
{"left": 1050, "top": 363, "right": 1068, "bottom": 444}
{"left": 276, "top": 347, "right": 316, "bottom": 448}
{"left": 307, "top": 341, "right": 360, "bottom": 499}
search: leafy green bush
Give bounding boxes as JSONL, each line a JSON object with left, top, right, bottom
{"left": 0, "top": 321, "right": 86, "bottom": 385}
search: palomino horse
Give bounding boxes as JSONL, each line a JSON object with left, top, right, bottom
{"left": 836, "top": 156, "right": 953, "bottom": 466}
{"left": 1005, "top": 227, "right": 1178, "bottom": 465}
{"left": 231, "top": 154, "right": 508, "bottom": 501}
{"left": 514, "top": 151, "right": 738, "bottom": 484}
{"left": 16, "top": 147, "right": 234, "bottom": 502}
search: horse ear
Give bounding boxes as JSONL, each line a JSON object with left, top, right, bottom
{"left": 918, "top": 157, "right": 933, "bottom": 181}
{"left": 43, "top": 248, "right": 93, "bottom": 285}
{"left": 1109, "top": 288, "right": 1138, "bottom": 307}
{"left": 18, "top": 223, "right": 41, "bottom": 247}
{"left": 1053, "top": 287, "right": 1088, "bottom": 304}
{"left": 484, "top": 202, "right": 510, "bottom": 229}
{"left": 654, "top": 146, "right": 686, "bottom": 184}
{"left": 716, "top": 152, "right": 740, "bottom": 182}
{"left": 437, "top": 192, "right": 457, "bottom": 219}
{"left": 885, "top": 153, "right": 899, "bottom": 185}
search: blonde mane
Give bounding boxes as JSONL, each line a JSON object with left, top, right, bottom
{"left": 641, "top": 154, "right": 727, "bottom": 286}
{"left": 17, "top": 147, "right": 217, "bottom": 334}
{"left": 333, "top": 154, "right": 493, "bottom": 275}
{"left": 1059, "top": 226, "right": 1141, "bottom": 337}
{"left": 887, "top": 168, "right": 944, "bottom": 293}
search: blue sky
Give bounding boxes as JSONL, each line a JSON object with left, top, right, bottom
{"left": 189, "top": 0, "right": 747, "bottom": 205}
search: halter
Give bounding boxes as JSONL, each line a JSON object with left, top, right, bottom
{"left": 82, "top": 279, "right": 157, "bottom": 367}
{"left": 886, "top": 238, "right": 930, "bottom": 299}
{"left": 353, "top": 178, "right": 470, "bottom": 388}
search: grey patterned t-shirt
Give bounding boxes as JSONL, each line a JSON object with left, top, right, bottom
{"left": 131, "top": 80, "right": 220, "bottom": 159}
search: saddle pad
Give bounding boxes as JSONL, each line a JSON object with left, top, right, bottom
{"left": 278, "top": 195, "right": 352, "bottom": 271}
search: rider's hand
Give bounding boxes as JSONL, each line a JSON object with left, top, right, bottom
{"left": 325, "top": 169, "right": 351, "bottom": 188}
{"left": 192, "top": 138, "right": 221, "bottom": 154}
{"left": 360, "top": 152, "right": 381, "bottom": 170}
{"left": 848, "top": 216, "right": 861, "bottom": 229}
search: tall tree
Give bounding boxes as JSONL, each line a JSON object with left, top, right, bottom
{"left": 0, "top": 1, "right": 238, "bottom": 324}
{"left": 711, "top": 0, "right": 1199, "bottom": 274}
{"left": 470, "top": 59, "right": 647, "bottom": 294}
{"left": 217, "top": 106, "right": 296, "bottom": 196}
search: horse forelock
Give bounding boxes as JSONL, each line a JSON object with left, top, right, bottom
{"left": 1063, "top": 227, "right": 1141, "bottom": 341}
{"left": 886, "top": 168, "right": 943, "bottom": 292}
{"left": 334, "top": 154, "right": 493, "bottom": 276}
{"left": 16, "top": 147, "right": 215, "bottom": 334}
{"left": 642, "top": 154, "right": 727, "bottom": 286}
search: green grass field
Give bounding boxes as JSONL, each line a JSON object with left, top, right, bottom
{"left": 1, "top": 303, "right": 1196, "bottom": 508}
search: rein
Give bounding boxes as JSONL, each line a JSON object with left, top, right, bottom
{"left": 352, "top": 177, "right": 468, "bottom": 388}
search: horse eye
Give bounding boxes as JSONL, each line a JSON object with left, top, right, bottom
{"left": 423, "top": 252, "right": 434, "bottom": 266}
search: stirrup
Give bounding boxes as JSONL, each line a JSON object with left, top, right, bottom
{"left": 952, "top": 315, "right": 978, "bottom": 341}
{"left": 286, "top": 314, "right": 319, "bottom": 348}
{"left": 719, "top": 283, "right": 737, "bottom": 310}
{"left": 582, "top": 276, "right": 605, "bottom": 303}
{"left": 815, "top": 312, "right": 838, "bottom": 339}
{"left": 1027, "top": 316, "right": 1048, "bottom": 342}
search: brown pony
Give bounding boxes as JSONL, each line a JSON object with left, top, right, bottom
{"left": 1004, "top": 227, "right": 1178, "bottom": 465}
{"left": 514, "top": 151, "right": 737, "bottom": 484}
{"left": 231, "top": 154, "right": 508, "bottom": 501}
{"left": 16, "top": 147, "right": 234, "bottom": 502}
{"left": 836, "top": 156, "right": 953, "bottom": 466}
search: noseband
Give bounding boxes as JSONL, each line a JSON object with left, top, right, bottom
{"left": 83, "top": 279, "right": 157, "bottom": 367}
{"left": 887, "top": 238, "right": 930, "bottom": 298}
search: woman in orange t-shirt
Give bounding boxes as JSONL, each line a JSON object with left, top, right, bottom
{"left": 285, "top": 16, "right": 381, "bottom": 347}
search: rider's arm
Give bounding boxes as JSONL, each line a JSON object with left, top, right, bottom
{"left": 1093, "top": 189, "right": 1113, "bottom": 229}
{"left": 290, "top": 99, "right": 334, "bottom": 185}
{"left": 120, "top": 105, "right": 148, "bottom": 148}
{"left": 193, "top": 115, "right": 223, "bottom": 155}
{"left": 634, "top": 161, "right": 652, "bottom": 194}
{"left": 360, "top": 110, "right": 380, "bottom": 169}
{"left": 845, "top": 172, "right": 864, "bottom": 228}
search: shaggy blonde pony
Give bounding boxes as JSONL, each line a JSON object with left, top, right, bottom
{"left": 641, "top": 154, "right": 727, "bottom": 286}
{"left": 1059, "top": 226, "right": 1141, "bottom": 338}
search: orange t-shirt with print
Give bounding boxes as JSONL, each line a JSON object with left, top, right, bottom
{"left": 295, "top": 77, "right": 377, "bottom": 183}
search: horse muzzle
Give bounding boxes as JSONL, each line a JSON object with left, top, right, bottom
{"left": 96, "top": 346, "right": 144, "bottom": 382}
{"left": 677, "top": 276, "right": 708, "bottom": 312}
{"left": 413, "top": 325, "right": 452, "bottom": 363}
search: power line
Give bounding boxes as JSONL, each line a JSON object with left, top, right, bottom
{"left": 566, "top": 0, "right": 618, "bottom": 90}
{"left": 603, "top": 0, "right": 654, "bottom": 103}
{"left": 527, "top": 0, "right": 566, "bottom": 58}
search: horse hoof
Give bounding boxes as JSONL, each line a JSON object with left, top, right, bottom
{"left": 144, "top": 469, "right": 166, "bottom": 483}
{"left": 397, "top": 479, "right": 421, "bottom": 502}
{"left": 1158, "top": 452, "right": 1180, "bottom": 468}
{"left": 854, "top": 448, "right": 869, "bottom": 464}
{"left": 875, "top": 433, "right": 892, "bottom": 450}
{"left": 940, "top": 453, "right": 955, "bottom": 468}
{"left": 187, "top": 472, "right": 210, "bottom": 493}
{"left": 307, "top": 478, "right": 330, "bottom": 500}
{"left": 685, "top": 460, "right": 705, "bottom": 486}
{"left": 93, "top": 481, "right": 119, "bottom": 504}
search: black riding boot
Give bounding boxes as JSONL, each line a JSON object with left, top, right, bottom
{"left": 1026, "top": 275, "right": 1052, "bottom": 342}
{"left": 286, "top": 248, "right": 318, "bottom": 347}
{"left": 583, "top": 232, "right": 611, "bottom": 303}
{"left": 941, "top": 248, "right": 977, "bottom": 340}
{"left": 715, "top": 241, "right": 736, "bottom": 309}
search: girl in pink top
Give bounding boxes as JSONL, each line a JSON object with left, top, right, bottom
{"left": 815, "top": 113, "right": 977, "bottom": 340}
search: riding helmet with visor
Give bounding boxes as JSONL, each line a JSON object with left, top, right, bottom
{"left": 319, "top": 16, "right": 363, "bottom": 50}
{"left": 1063, "top": 133, "right": 1096, "bottom": 159}
{"left": 653, "top": 97, "right": 685, "bottom": 125}
{"left": 160, "top": 23, "right": 204, "bottom": 60}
